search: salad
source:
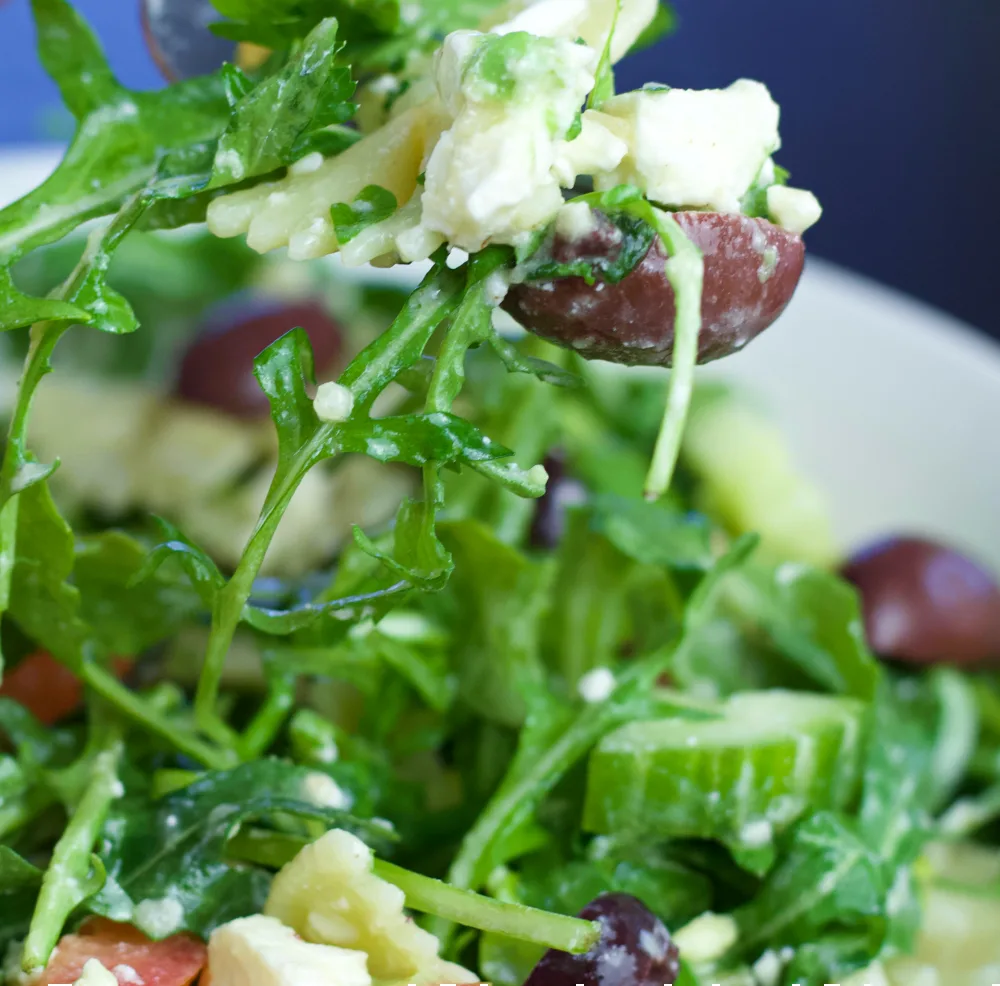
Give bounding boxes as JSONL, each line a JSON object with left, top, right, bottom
{"left": 2, "top": 2, "right": 1000, "bottom": 986}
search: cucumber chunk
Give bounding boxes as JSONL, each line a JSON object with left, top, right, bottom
{"left": 583, "top": 690, "right": 864, "bottom": 872}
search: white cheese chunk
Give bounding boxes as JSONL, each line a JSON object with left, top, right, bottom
{"left": 208, "top": 915, "right": 371, "bottom": 986}
{"left": 595, "top": 80, "right": 781, "bottom": 214}
{"left": 420, "top": 31, "right": 602, "bottom": 251}
{"left": 72, "top": 960, "right": 118, "bottom": 986}
{"left": 265, "top": 829, "right": 441, "bottom": 980}
{"left": 766, "top": 184, "right": 823, "bottom": 234}
{"left": 486, "top": 0, "right": 659, "bottom": 63}
{"left": 313, "top": 383, "right": 355, "bottom": 424}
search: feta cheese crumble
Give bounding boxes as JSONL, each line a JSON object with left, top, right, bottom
{"left": 313, "top": 382, "right": 355, "bottom": 423}
{"left": 766, "top": 184, "right": 824, "bottom": 234}
{"left": 420, "top": 31, "right": 614, "bottom": 251}
{"left": 578, "top": 666, "right": 616, "bottom": 703}
{"left": 594, "top": 80, "right": 782, "bottom": 214}
{"left": 72, "top": 960, "right": 118, "bottom": 986}
{"left": 133, "top": 896, "right": 184, "bottom": 939}
{"left": 208, "top": 915, "right": 371, "bottom": 986}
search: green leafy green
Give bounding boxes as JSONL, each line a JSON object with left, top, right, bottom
{"left": 734, "top": 812, "right": 887, "bottom": 959}
{"left": 0, "top": 0, "right": 230, "bottom": 266}
{"left": 331, "top": 185, "right": 399, "bottom": 244}
{"left": 87, "top": 760, "right": 387, "bottom": 938}
{"left": 211, "top": 18, "right": 357, "bottom": 185}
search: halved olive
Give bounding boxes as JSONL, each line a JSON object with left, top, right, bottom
{"left": 523, "top": 893, "right": 681, "bottom": 986}
{"left": 841, "top": 536, "right": 1000, "bottom": 667}
{"left": 175, "top": 297, "right": 344, "bottom": 419}
{"left": 140, "top": 0, "right": 237, "bottom": 82}
{"left": 503, "top": 211, "right": 805, "bottom": 367}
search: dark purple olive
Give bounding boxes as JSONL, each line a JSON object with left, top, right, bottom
{"left": 503, "top": 211, "right": 805, "bottom": 367}
{"left": 141, "top": 0, "right": 237, "bottom": 82}
{"left": 841, "top": 536, "right": 1000, "bottom": 666}
{"left": 529, "top": 450, "right": 588, "bottom": 550}
{"left": 524, "top": 893, "right": 680, "bottom": 986}
{"left": 175, "top": 297, "right": 344, "bottom": 418}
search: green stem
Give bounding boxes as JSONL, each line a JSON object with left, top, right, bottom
{"left": 82, "top": 663, "right": 234, "bottom": 770}
{"left": 194, "top": 265, "right": 465, "bottom": 734}
{"left": 22, "top": 738, "right": 123, "bottom": 972}
{"left": 237, "top": 676, "right": 296, "bottom": 761}
{"left": 225, "top": 829, "right": 600, "bottom": 955}
{"left": 0, "top": 322, "right": 68, "bottom": 508}
{"left": 373, "top": 859, "right": 600, "bottom": 954}
{"left": 446, "top": 702, "right": 625, "bottom": 895}
{"left": 0, "top": 493, "right": 18, "bottom": 683}
{"left": 627, "top": 205, "right": 704, "bottom": 501}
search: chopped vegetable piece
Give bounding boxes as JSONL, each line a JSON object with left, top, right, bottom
{"left": 583, "top": 691, "right": 864, "bottom": 871}
{"left": 41, "top": 918, "right": 207, "bottom": 986}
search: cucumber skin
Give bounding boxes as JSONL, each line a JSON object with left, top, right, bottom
{"left": 582, "top": 691, "right": 864, "bottom": 871}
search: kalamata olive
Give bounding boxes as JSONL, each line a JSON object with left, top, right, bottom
{"left": 841, "top": 536, "right": 1000, "bottom": 666}
{"left": 524, "top": 893, "right": 681, "bottom": 986}
{"left": 529, "top": 450, "right": 588, "bottom": 549}
{"left": 141, "top": 0, "right": 237, "bottom": 82}
{"left": 175, "top": 297, "right": 344, "bottom": 418}
{"left": 503, "top": 211, "right": 805, "bottom": 367}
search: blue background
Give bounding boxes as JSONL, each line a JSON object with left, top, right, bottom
{"left": 1, "top": 0, "right": 998, "bottom": 340}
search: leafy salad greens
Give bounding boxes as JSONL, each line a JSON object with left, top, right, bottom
{"left": 2, "top": 1, "right": 1000, "bottom": 986}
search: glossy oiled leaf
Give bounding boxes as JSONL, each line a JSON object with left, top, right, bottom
{"left": 253, "top": 327, "right": 320, "bottom": 475}
{"left": 339, "top": 412, "right": 513, "bottom": 467}
{"left": 211, "top": 18, "right": 356, "bottom": 186}
{"left": 88, "top": 761, "right": 388, "bottom": 937}
{"left": 0, "top": 267, "right": 90, "bottom": 332}
{"left": 0, "top": 0, "right": 230, "bottom": 264}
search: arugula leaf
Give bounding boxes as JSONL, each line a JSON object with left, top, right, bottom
{"left": 488, "top": 334, "right": 581, "bottom": 389}
{"left": 353, "top": 497, "right": 454, "bottom": 591}
{"left": 542, "top": 508, "right": 638, "bottom": 688}
{"left": 0, "top": 846, "right": 43, "bottom": 891}
{"left": 8, "top": 481, "right": 91, "bottom": 672}
{"left": 0, "top": 0, "right": 230, "bottom": 265}
{"left": 74, "top": 532, "right": 203, "bottom": 657}
{"left": 88, "top": 760, "right": 387, "bottom": 938}
{"left": 726, "top": 562, "right": 881, "bottom": 700}
{"left": 436, "top": 519, "right": 554, "bottom": 727}
{"left": 733, "top": 812, "right": 888, "bottom": 959}
{"left": 194, "top": 264, "right": 466, "bottom": 733}
{"left": 516, "top": 209, "right": 657, "bottom": 288}
{"left": 588, "top": 493, "right": 713, "bottom": 571}
{"left": 210, "top": 0, "right": 401, "bottom": 47}
{"left": 211, "top": 18, "right": 357, "bottom": 186}
{"left": 629, "top": 1, "right": 678, "bottom": 53}
{"left": 0, "top": 268, "right": 89, "bottom": 333}
{"left": 331, "top": 185, "right": 399, "bottom": 244}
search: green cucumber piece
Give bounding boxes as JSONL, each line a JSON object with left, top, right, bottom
{"left": 583, "top": 690, "right": 864, "bottom": 873}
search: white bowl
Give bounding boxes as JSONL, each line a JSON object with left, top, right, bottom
{"left": 4, "top": 146, "right": 1000, "bottom": 567}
